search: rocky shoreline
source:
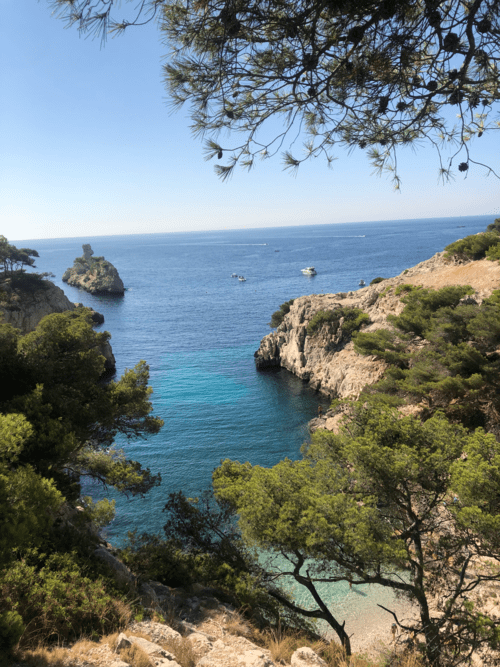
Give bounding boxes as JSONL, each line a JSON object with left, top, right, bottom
{"left": 254, "top": 252, "right": 500, "bottom": 401}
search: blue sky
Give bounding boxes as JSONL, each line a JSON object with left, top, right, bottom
{"left": 2, "top": 0, "right": 499, "bottom": 241}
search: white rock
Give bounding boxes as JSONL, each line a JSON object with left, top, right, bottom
{"left": 186, "top": 632, "right": 213, "bottom": 656}
{"left": 116, "top": 633, "right": 131, "bottom": 651}
{"left": 94, "top": 547, "right": 135, "bottom": 586}
{"left": 198, "top": 643, "right": 276, "bottom": 667}
{"left": 128, "top": 635, "right": 175, "bottom": 658}
{"left": 291, "top": 647, "right": 328, "bottom": 667}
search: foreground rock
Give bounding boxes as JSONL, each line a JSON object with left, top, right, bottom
{"left": 255, "top": 252, "right": 500, "bottom": 399}
{"left": 63, "top": 244, "right": 125, "bottom": 295}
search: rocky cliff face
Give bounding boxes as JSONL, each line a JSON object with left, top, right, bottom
{"left": 0, "top": 278, "right": 116, "bottom": 371}
{"left": 63, "top": 244, "right": 125, "bottom": 295}
{"left": 0, "top": 279, "right": 76, "bottom": 332}
{"left": 255, "top": 251, "right": 500, "bottom": 399}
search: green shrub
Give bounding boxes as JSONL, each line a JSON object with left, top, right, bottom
{"left": 9, "top": 272, "right": 52, "bottom": 293}
{"left": 379, "top": 285, "right": 393, "bottom": 298}
{"left": 353, "top": 328, "right": 407, "bottom": 365}
{"left": 268, "top": 299, "right": 295, "bottom": 328}
{"left": 341, "top": 308, "right": 370, "bottom": 335}
{"left": 394, "top": 283, "right": 421, "bottom": 296}
{"left": 486, "top": 217, "right": 500, "bottom": 234}
{"left": 0, "top": 611, "right": 25, "bottom": 652}
{"left": 355, "top": 285, "right": 500, "bottom": 429}
{"left": 444, "top": 232, "right": 500, "bottom": 261}
{"left": 0, "top": 551, "right": 131, "bottom": 647}
{"left": 306, "top": 310, "right": 338, "bottom": 335}
{"left": 486, "top": 244, "right": 500, "bottom": 261}
{"left": 307, "top": 307, "right": 369, "bottom": 337}
{"left": 388, "top": 285, "right": 474, "bottom": 337}
{"left": 369, "top": 276, "right": 385, "bottom": 285}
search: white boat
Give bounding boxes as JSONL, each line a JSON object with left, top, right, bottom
{"left": 301, "top": 267, "right": 317, "bottom": 275}
{"left": 359, "top": 279, "right": 366, "bottom": 286}
{"left": 231, "top": 273, "right": 238, "bottom": 278}
{"left": 238, "top": 276, "right": 246, "bottom": 281}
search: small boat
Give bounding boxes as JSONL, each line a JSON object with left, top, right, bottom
{"left": 359, "top": 279, "right": 366, "bottom": 286}
{"left": 238, "top": 276, "right": 246, "bottom": 282}
{"left": 301, "top": 267, "right": 317, "bottom": 275}
{"left": 231, "top": 273, "right": 238, "bottom": 278}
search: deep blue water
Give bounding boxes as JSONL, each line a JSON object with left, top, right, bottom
{"left": 18, "top": 215, "right": 490, "bottom": 545}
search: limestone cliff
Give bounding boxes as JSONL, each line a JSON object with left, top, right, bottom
{"left": 0, "top": 278, "right": 76, "bottom": 333}
{"left": 255, "top": 251, "right": 500, "bottom": 399}
{"left": 63, "top": 243, "right": 125, "bottom": 295}
{"left": 0, "top": 277, "right": 116, "bottom": 371}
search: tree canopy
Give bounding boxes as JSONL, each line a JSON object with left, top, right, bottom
{"left": 213, "top": 405, "right": 500, "bottom": 664}
{"left": 52, "top": 0, "right": 500, "bottom": 185}
{"left": 0, "top": 236, "right": 39, "bottom": 276}
{"left": 0, "top": 308, "right": 163, "bottom": 565}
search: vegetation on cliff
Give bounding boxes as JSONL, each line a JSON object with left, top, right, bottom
{"left": 0, "top": 247, "right": 163, "bottom": 655}
{"left": 306, "top": 307, "right": 369, "bottom": 338}
{"left": 0, "top": 236, "right": 54, "bottom": 300}
{"left": 353, "top": 284, "right": 500, "bottom": 433}
{"left": 269, "top": 299, "right": 295, "bottom": 329}
{"left": 444, "top": 218, "right": 500, "bottom": 261}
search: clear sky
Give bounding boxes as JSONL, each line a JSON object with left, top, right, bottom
{"left": 2, "top": 1, "right": 499, "bottom": 241}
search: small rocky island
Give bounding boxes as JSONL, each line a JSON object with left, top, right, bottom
{"left": 62, "top": 244, "right": 125, "bottom": 295}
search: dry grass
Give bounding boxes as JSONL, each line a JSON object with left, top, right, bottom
{"left": 13, "top": 632, "right": 126, "bottom": 667}
{"left": 9, "top": 645, "right": 70, "bottom": 667}
{"left": 120, "top": 643, "right": 154, "bottom": 667}
{"left": 161, "top": 636, "right": 197, "bottom": 667}
{"left": 261, "top": 625, "right": 425, "bottom": 667}
{"left": 224, "top": 612, "right": 254, "bottom": 638}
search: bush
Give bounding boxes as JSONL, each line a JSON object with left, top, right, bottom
{"left": 486, "top": 217, "right": 500, "bottom": 234}
{"left": 355, "top": 285, "right": 500, "bottom": 429}
{"left": 444, "top": 232, "right": 500, "bottom": 261}
{"left": 0, "top": 552, "right": 132, "bottom": 647}
{"left": 0, "top": 611, "right": 25, "bottom": 653}
{"left": 307, "top": 307, "right": 369, "bottom": 337}
{"left": 486, "top": 244, "right": 500, "bottom": 261}
{"left": 306, "top": 310, "right": 338, "bottom": 336}
{"left": 9, "top": 272, "right": 52, "bottom": 294}
{"left": 268, "top": 299, "right": 294, "bottom": 328}
{"left": 369, "top": 276, "right": 385, "bottom": 285}
{"left": 394, "top": 283, "right": 421, "bottom": 296}
{"left": 353, "top": 328, "right": 407, "bottom": 365}
{"left": 388, "top": 285, "right": 474, "bottom": 337}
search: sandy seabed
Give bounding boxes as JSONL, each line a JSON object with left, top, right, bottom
{"left": 321, "top": 584, "right": 418, "bottom": 657}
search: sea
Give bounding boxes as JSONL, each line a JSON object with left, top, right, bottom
{"left": 16, "top": 214, "right": 492, "bottom": 630}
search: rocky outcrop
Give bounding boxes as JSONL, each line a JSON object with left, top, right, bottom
{"left": 255, "top": 251, "right": 500, "bottom": 399}
{"left": 0, "top": 279, "right": 76, "bottom": 332}
{"left": 63, "top": 244, "right": 125, "bottom": 295}
{"left": 0, "top": 277, "right": 115, "bottom": 371}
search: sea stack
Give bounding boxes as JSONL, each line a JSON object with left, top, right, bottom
{"left": 63, "top": 244, "right": 125, "bottom": 295}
